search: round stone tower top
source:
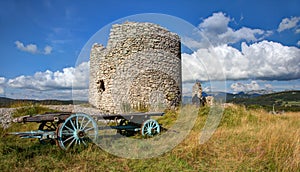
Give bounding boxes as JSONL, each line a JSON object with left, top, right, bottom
{"left": 109, "top": 21, "right": 179, "bottom": 40}
{"left": 106, "top": 22, "right": 181, "bottom": 57}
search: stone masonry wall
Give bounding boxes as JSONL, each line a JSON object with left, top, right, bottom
{"left": 89, "top": 22, "right": 181, "bottom": 114}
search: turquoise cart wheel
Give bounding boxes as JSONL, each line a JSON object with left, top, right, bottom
{"left": 141, "top": 119, "right": 160, "bottom": 137}
{"left": 57, "top": 113, "right": 98, "bottom": 150}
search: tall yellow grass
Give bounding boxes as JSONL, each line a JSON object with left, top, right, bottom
{"left": 0, "top": 105, "right": 299, "bottom": 171}
{"left": 171, "top": 105, "right": 300, "bottom": 171}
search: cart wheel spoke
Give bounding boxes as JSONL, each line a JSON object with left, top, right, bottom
{"left": 149, "top": 122, "right": 153, "bottom": 127}
{"left": 69, "top": 119, "right": 76, "bottom": 130}
{"left": 67, "top": 137, "right": 76, "bottom": 149}
{"left": 82, "top": 120, "right": 91, "bottom": 130}
{"left": 63, "top": 136, "right": 74, "bottom": 143}
{"left": 76, "top": 116, "right": 79, "bottom": 129}
{"left": 65, "top": 125, "right": 74, "bottom": 132}
{"left": 82, "top": 139, "right": 87, "bottom": 146}
{"left": 57, "top": 113, "right": 98, "bottom": 150}
{"left": 84, "top": 127, "right": 94, "bottom": 132}
{"left": 80, "top": 116, "right": 86, "bottom": 130}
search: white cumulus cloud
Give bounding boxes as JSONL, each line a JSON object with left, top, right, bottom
{"left": 15, "top": 41, "right": 38, "bottom": 54}
{"left": 197, "top": 12, "right": 270, "bottom": 46}
{"left": 277, "top": 16, "right": 300, "bottom": 32}
{"left": 0, "top": 77, "right": 6, "bottom": 94}
{"left": 7, "top": 62, "right": 89, "bottom": 91}
{"left": 44, "top": 45, "right": 53, "bottom": 54}
{"left": 15, "top": 40, "right": 53, "bottom": 55}
{"left": 231, "top": 81, "right": 260, "bottom": 93}
{"left": 181, "top": 12, "right": 300, "bottom": 83}
{"left": 199, "top": 12, "right": 231, "bottom": 35}
{"left": 241, "top": 41, "right": 300, "bottom": 80}
{"left": 182, "top": 40, "right": 300, "bottom": 82}
{"left": 0, "top": 77, "right": 6, "bottom": 85}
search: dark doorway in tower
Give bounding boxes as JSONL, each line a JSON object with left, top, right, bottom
{"left": 97, "top": 79, "right": 105, "bottom": 93}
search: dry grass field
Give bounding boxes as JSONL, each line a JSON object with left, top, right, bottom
{"left": 0, "top": 105, "right": 299, "bottom": 171}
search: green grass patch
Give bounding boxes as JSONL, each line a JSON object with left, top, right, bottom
{"left": 12, "top": 105, "right": 58, "bottom": 118}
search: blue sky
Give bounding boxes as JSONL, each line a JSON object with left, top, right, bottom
{"left": 0, "top": 0, "right": 299, "bottom": 100}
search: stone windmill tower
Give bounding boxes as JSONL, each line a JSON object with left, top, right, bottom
{"left": 89, "top": 22, "right": 182, "bottom": 114}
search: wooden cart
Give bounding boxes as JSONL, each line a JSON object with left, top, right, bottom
{"left": 9, "top": 112, "right": 164, "bottom": 150}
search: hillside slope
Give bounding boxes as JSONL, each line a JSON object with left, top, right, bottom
{"left": 228, "top": 90, "right": 300, "bottom": 111}
{"left": 0, "top": 97, "right": 87, "bottom": 107}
